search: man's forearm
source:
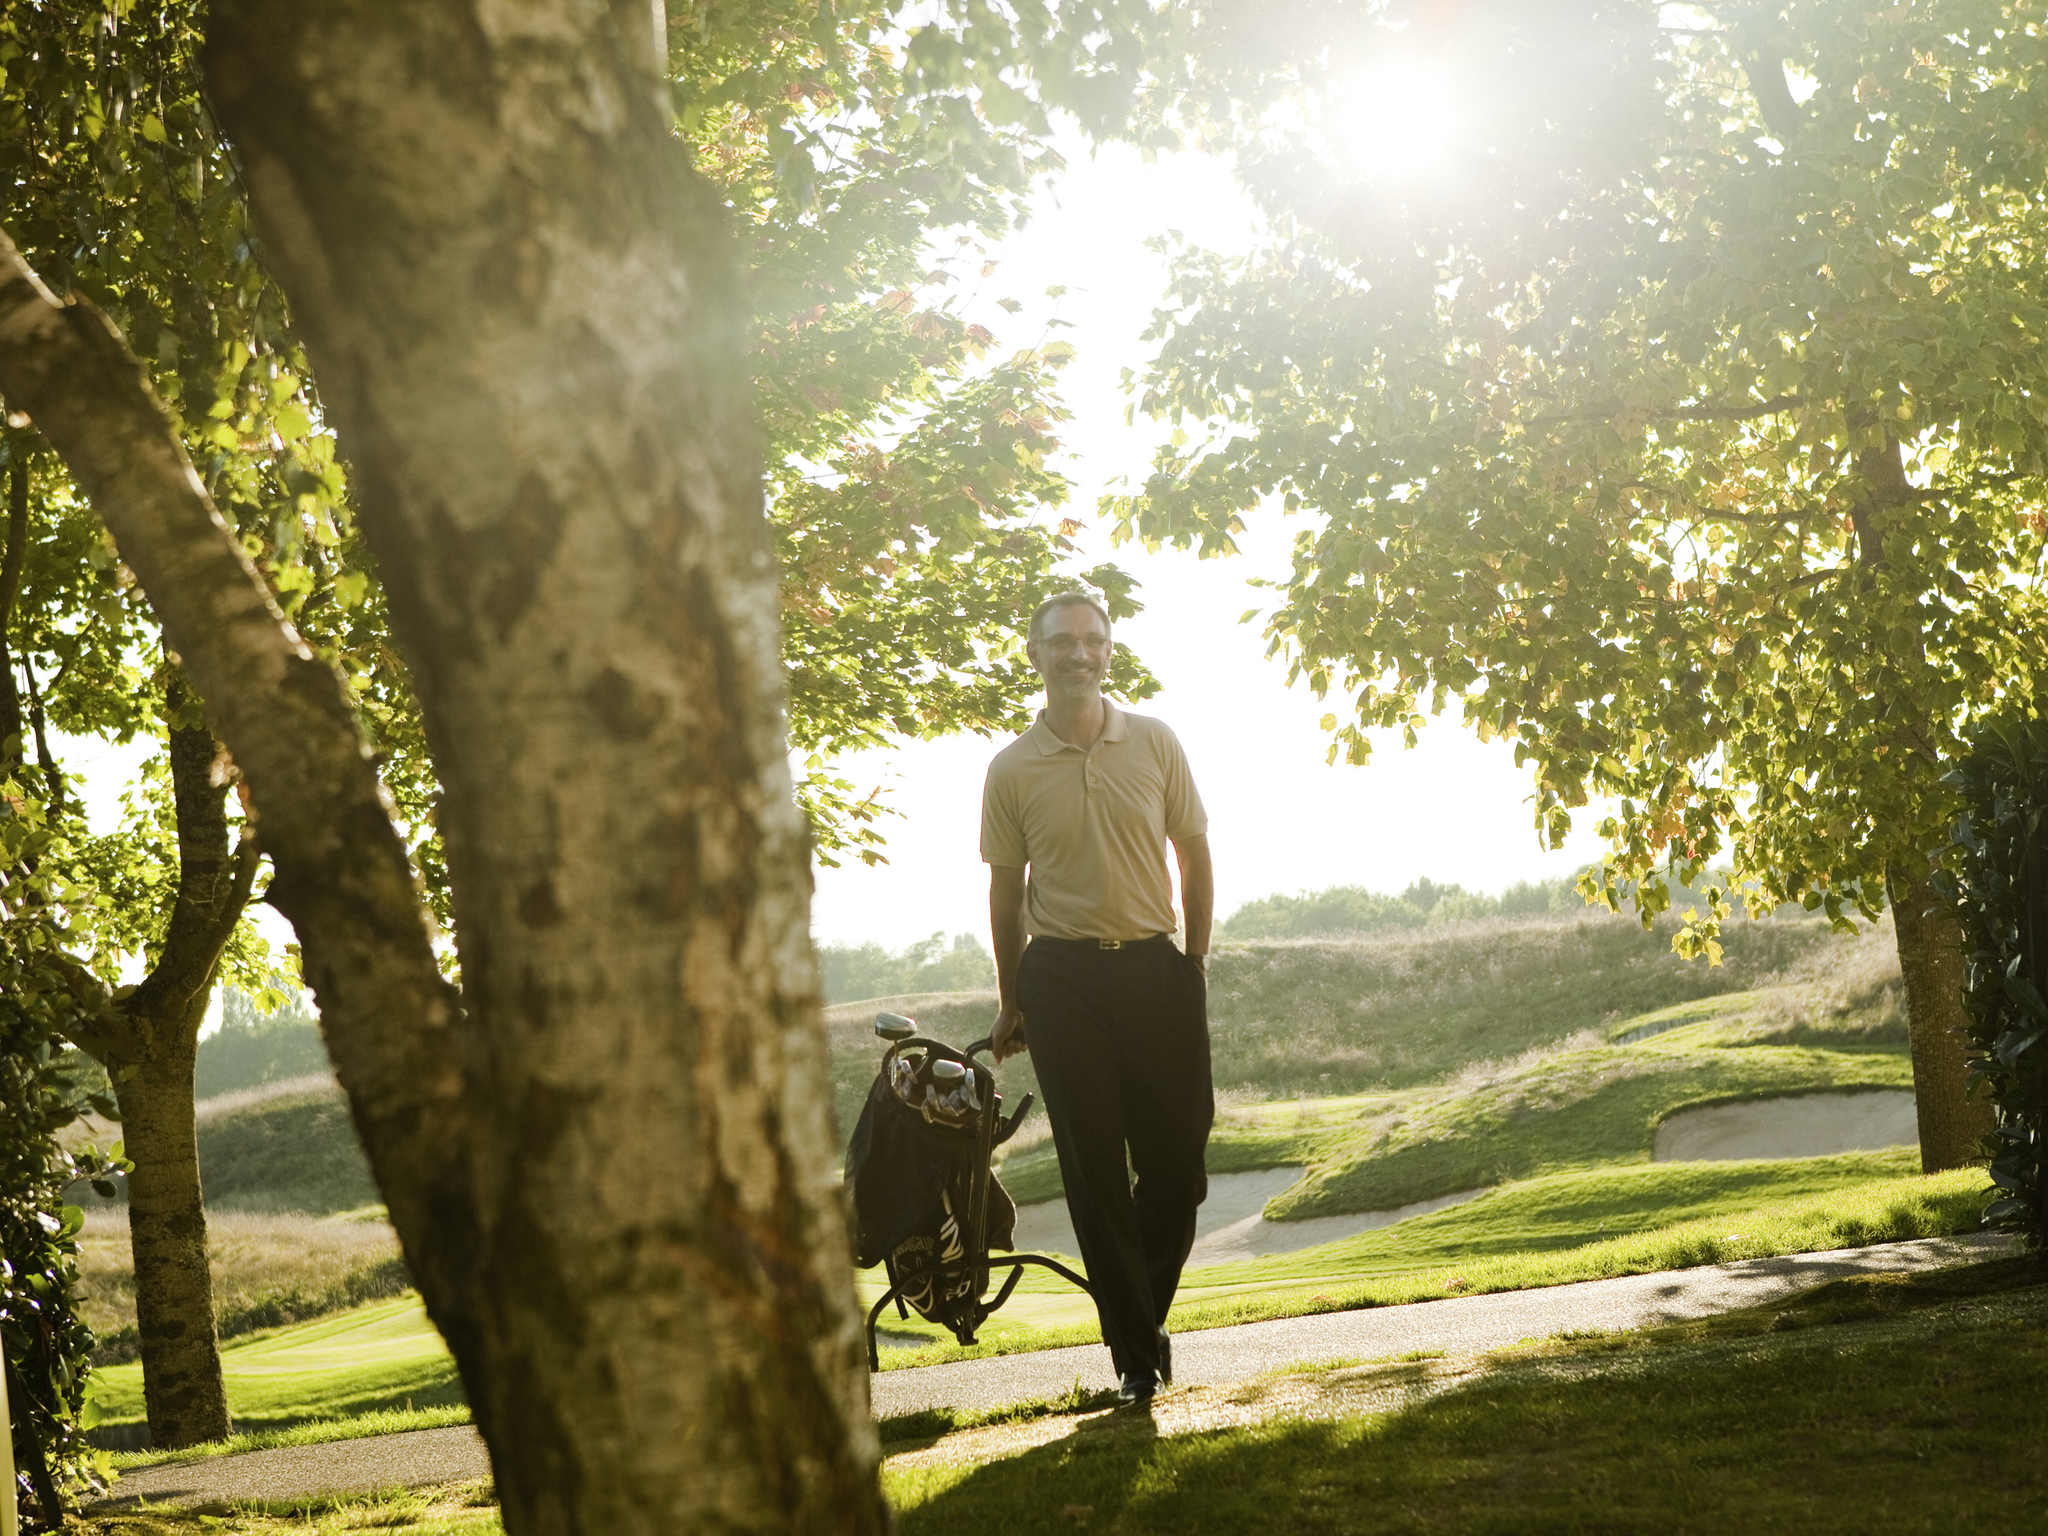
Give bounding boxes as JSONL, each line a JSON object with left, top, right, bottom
{"left": 990, "top": 876, "right": 1028, "bottom": 1003}
{"left": 1177, "top": 837, "right": 1214, "bottom": 956}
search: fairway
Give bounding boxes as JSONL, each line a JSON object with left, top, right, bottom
{"left": 87, "top": 1147, "right": 1981, "bottom": 1433}
{"left": 89, "top": 1297, "right": 465, "bottom": 1430}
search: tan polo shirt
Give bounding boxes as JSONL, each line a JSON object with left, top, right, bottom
{"left": 980, "top": 703, "right": 1207, "bottom": 941}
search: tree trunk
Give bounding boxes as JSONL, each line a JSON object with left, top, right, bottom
{"left": 1890, "top": 864, "right": 1996, "bottom": 1172}
{"left": 195, "top": 6, "right": 888, "bottom": 1524}
{"left": 1, "top": 0, "right": 889, "bottom": 1517}
{"left": 109, "top": 1033, "right": 229, "bottom": 1447}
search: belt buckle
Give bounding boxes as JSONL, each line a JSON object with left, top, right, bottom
{"left": 1097, "top": 938, "right": 1122, "bottom": 950}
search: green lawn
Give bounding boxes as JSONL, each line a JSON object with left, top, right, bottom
{"left": 864, "top": 1152, "right": 1983, "bottom": 1364}
{"left": 887, "top": 1260, "right": 2048, "bottom": 1535}
{"left": 89, "top": 1296, "right": 466, "bottom": 1431}
{"left": 87, "top": 1150, "right": 1986, "bottom": 1429}
{"left": 82, "top": 1261, "right": 2048, "bottom": 1536}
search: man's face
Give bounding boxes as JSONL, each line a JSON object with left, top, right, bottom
{"left": 1028, "top": 603, "right": 1111, "bottom": 695}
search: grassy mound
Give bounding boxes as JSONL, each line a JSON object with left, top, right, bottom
{"left": 197, "top": 1081, "right": 379, "bottom": 1213}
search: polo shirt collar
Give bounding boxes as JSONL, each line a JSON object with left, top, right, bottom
{"left": 1029, "top": 701, "right": 1127, "bottom": 754}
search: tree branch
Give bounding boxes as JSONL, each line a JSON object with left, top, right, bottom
{"left": 0, "top": 225, "right": 476, "bottom": 1279}
{"left": 35, "top": 944, "right": 120, "bottom": 1064}
{"left": 127, "top": 684, "right": 263, "bottom": 1030}
{"left": 0, "top": 444, "right": 27, "bottom": 759}
{"left": 1736, "top": 30, "right": 1806, "bottom": 144}
{"left": 1531, "top": 393, "right": 1800, "bottom": 428}
{"left": 21, "top": 650, "right": 63, "bottom": 812}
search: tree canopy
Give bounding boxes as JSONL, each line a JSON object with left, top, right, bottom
{"left": 1121, "top": 0, "right": 2048, "bottom": 937}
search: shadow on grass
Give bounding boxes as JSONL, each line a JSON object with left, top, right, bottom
{"left": 892, "top": 1263, "right": 2048, "bottom": 1536}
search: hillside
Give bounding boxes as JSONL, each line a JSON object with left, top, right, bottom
{"left": 71, "top": 909, "right": 1884, "bottom": 1217}
{"left": 827, "top": 909, "right": 1862, "bottom": 1143}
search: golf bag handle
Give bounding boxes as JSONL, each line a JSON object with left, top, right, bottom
{"left": 964, "top": 1036, "right": 1035, "bottom": 1146}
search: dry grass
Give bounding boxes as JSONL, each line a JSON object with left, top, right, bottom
{"left": 78, "top": 1205, "right": 404, "bottom": 1355}
{"left": 195, "top": 1073, "right": 342, "bottom": 1125}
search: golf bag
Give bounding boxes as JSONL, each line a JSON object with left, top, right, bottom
{"left": 843, "top": 1017, "right": 1090, "bottom": 1366}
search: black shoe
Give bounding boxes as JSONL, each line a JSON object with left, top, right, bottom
{"left": 1157, "top": 1327, "right": 1173, "bottom": 1387}
{"left": 1116, "top": 1370, "right": 1159, "bottom": 1407}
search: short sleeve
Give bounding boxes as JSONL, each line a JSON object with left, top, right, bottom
{"left": 1157, "top": 725, "right": 1207, "bottom": 841}
{"left": 980, "top": 760, "right": 1027, "bottom": 866}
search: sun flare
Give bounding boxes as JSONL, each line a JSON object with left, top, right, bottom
{"left": 1323, "top": 57, "right": 1461, "bottom": 182}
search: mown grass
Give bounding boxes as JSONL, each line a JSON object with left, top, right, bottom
{"left": 83, "top": 1262, "right": 2048, "bottom": 1535}
{"left": 88, "top": 1296, "right": 467, "bottom": 1432}
{"left": 86, "top": 1152, "right": 1985, "bottom": 1431}
{"left": 865, "top": 1154, "right": 1986, "bottom": 1366}
{"left": 1265, "top": 1027, "right": 1913, "bottom": 1218}
{"left": 79, "top": 1206, "right": 405, "bottom": 1361}
{"left": 885, "top": 1261, "right": 2048, "bottom": 1535}
{"left": 994, "top": 1017, "right": 1912, "bottom": 1214}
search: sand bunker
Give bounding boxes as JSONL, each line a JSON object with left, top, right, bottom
{"left": 1006, "top": 1166, "right": 1485, "bottom": 1267}
{"left": 1653, "top": 1090, "right": 1918, "bottom": 1162}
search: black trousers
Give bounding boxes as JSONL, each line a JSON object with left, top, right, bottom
{"left": 1017, "top": 934, "right": 1213, "bottom": 1378}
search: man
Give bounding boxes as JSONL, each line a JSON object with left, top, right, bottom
{"left": 981, "top": 591, "right": 1213, "bottom": 1407}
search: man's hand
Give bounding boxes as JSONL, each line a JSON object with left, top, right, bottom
{"left": 992, "top": 1002, "right": 1029, "bottom": 1062}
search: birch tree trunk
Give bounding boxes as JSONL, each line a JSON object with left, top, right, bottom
{"left": 2, "top": 0, "right": 885, "bottom": 1526}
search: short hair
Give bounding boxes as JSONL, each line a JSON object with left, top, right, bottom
{"left": 1028, "top": 592, "right": 1111, "bottom": 647}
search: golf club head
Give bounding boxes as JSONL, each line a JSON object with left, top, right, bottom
{"left": 874, "top": 1011, "right": 917, "bottom": 1042}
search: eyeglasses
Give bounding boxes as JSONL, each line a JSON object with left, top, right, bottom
{"left": 1040, "top": 633, "right": 1109, "bottom": 655}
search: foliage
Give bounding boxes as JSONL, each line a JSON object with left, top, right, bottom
{"left": 1, "top": 0, "right": 1163, "bottom": 881}
{"left": 1941, "top": 711, "right": 2048, "bottom": 1244}
{"left": 1116, "top": 0, "right": 2048, "bottom": 954}
{"left": 817, "top": 931, "right": 995, "bottom": 1003}
{"left": 0, "top": 1000, "right": 119, "bottom": 1523}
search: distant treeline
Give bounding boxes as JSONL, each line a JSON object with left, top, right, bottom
{"left": 1217, "top": 875, "right": 1584, "bottom": 940}
{"left": 1218, "top": 867, "right": 1784, "bottom": 941}
{"left": 196, "top": 988, "right": 329, "bottom": 1100}
{"left": 818, "top": 931, "right": 995, "bottom": 1003}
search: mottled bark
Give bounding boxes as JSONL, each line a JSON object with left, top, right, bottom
{"left": 199, "top": 3, "right": 883, "bottom": 1525}
{"left": 111, "top": 1032, "right": 228, "bottom": 1446}
{"left": 1891, "top": 864, "right": 1996, "bottom": 1171}
{"left": 2, "top": 0, "right": 883, "bottom": 1525}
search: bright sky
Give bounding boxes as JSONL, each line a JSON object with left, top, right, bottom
{"left": 807, "top": 128, "right": 1612, "bottom": 950}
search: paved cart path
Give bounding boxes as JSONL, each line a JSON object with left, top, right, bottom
{"left": 99, "top": 1232, "right": 2010, "bottom": 1510}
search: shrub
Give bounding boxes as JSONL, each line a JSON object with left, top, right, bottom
{"left": 1, "top": 997, "right": 120, "bottom": 1525}
{"left": 1941, "top": 714, "right": 2048, "bottom": 1247}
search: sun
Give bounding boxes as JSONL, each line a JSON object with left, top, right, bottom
{"left": 1321, "top": 55, "right": 1461, "bottom": 183}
